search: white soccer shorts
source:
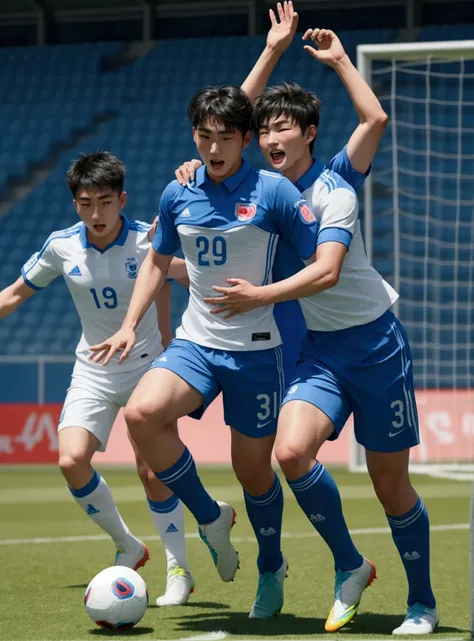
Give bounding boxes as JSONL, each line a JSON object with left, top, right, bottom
{"left": 58, "top": 356, "right": 158, "bottom": 451}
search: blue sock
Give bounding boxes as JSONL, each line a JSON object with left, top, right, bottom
{"left": 244, "top": 473, "right": 284, "bottom": 574}
{"left": 287, "top": 461, "right": 363, "bottom": 572}
{"left": 155, "top": 448, "right": 219, "bottom": 525}
{"left": 386, "top": 497, "right": 436, "bottom": 608}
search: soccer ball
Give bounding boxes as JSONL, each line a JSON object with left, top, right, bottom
{"left": 84, "top": 566, "right": 149, "bottom": 630}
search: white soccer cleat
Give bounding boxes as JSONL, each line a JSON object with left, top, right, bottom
{"left": 325, "top": 557, "right": 376, "bottom": 632}
{"left": 392, "top": 603, "right": 439, "bottom": 635}
{"left": 199, "top": 501, "right": 239, "bottom": 582}
{"left": 114, "top": 541, "right": 150, "bottom": 572}
{"left": 155, "top": 566, "right": 195, "bottom": 606}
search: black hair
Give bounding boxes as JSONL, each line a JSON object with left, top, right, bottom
{"left": 253, "top": 82, "right": 322, "bottom": 154}
{"left": 188, "top": 85, "right": 253, "bottom": 136}
{"left": 66, "top": 151, "right": 125, "bottom": 197}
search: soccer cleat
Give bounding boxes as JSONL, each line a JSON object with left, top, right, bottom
{"left": 199, "top": 501, "right": 239, "bottom": 582}
{"left": 114, "top": 541, "right": 150, "bottom": 572}
{"left": 325, "top": 557, "right": 376, "bottom": 632}
{"left": 392, "top": 603, "right": 439, "bottom": 635}
{"left": 156, "top": 566, "right": 195, "bottom": 606}
{"left": 249, "top": 557, "right": 288, "bottom": 619}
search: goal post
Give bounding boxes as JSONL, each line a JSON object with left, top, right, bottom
{"left": 350, "top": 40, "right": 474, "bottom": 476}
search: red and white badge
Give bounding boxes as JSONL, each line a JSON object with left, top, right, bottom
{"left": 297, "top": 200, "right": 316, "bottom": 224}
{"left": 235, "top": 203, "right": 257, "bottom": 222}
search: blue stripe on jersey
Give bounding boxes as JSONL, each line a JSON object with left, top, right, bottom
{"left": 319, "top": 172, "right": 335, "bottom": 194}
{"left": 21, "top": 269, "right": 43, "bottom": 290}
{"left": 24, "top": 227, "right": 81, "bottom": 276}
{"left": 262, "top": 234, "right": 277, "bottom": 286}
{"left": 129, "top": 221, "right": 151, "bottom": 232}
{"left": 317, "top": 227, "right": 353, "bottom": 248}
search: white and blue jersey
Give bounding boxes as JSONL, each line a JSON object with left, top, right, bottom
{"left": 21, "top": 216, "right": 163, "bottom": 375}
{"left": 282, "top": 147, "right": 419, "bottom": 453}
{"left": 153, "top": 159, "right": 318, "bottom": 351}
{"left": 150, "top": 160, "right": 318, "bottom": 436}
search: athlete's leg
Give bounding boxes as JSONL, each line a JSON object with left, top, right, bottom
{"left": 275, "top": 399, "right": 374, "bottom": 632}
{"left": 130, "top": 431, "right": 194, "bottom": 606}
{"left": 366, "top": 449, "right": 437, "bottom": 634}
{"left": 58, "top": 426, "right": 148, "bottom": 570}
{"left": 126, "top": 363, "right": 238, "bottom": 582}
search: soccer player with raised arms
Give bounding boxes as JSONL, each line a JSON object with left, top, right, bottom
{"left": 0, "top": 152, "right": 195, "bottom": 607}
{"left": 200, "top": 2, "right": 438, "bottom": 634}
{"left": 90, "top": 86, "right": 318, "bottom": 619}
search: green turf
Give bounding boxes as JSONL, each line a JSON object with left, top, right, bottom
{"left": 0, "top": 466, "right": 470, "bottom": 640}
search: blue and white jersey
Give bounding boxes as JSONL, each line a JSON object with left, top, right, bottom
{"left": 21, "top": 216, "right": 162, "bottom": 374}
{"left": 153, "top": 160, "right": 317, "bottom": 351}
{"left": 295, "top": 146, "right": 398, "bottom": 331}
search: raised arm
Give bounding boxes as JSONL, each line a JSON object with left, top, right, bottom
{"left": 303, "top": 28, "right": 388, "bottom": 174}
{"left": 241, "top": 1, "right": 299, "bottom": 102}
{"left": 89, "top": 249, "right": 173, "bottom": 365}
{"left": 0, "top": 277, "right": 36, "bottom": 319}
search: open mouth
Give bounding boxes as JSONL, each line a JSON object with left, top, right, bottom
{"left": 210, "top": 160, "right": 225, "bottom": 170}
{"left": 93, "top": 224, "right": 106, "bottom": 233}
{"left": 270, "top": 151, "right": 286, "bottom": 165}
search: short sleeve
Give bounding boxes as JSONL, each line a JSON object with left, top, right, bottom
{"left": 272, "top": 178, "right": 318, "bottom": 261}
{"left": 327, "top": 145, "right": 370, "bottom": 191}
{"left": 21, "top": 236, "right": 61, "bottom": 290}
{"left": 152, "top": 185, "right": 181, "bottom": 256}
{"left": 318, "top": 188, "right": 358, "bottom": 250}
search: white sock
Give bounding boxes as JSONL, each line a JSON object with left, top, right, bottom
{"left": 69, "top": 470, "right": 139, "bottom": 552}
{"left": 147, "top": 494, "right": 189, "bottom": 572}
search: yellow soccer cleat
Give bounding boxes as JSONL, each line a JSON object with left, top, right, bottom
{"left": 325, "top": 558, "right": 376, "bottom": 632}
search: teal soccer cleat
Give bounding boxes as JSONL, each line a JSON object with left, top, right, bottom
{"left": 249, "top": 557, "right": 288, "bottom": 619}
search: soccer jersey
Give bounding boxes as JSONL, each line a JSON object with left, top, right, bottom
{"left": 21, "top": 216, "right": 162, "bottom": 374}
{"left": 153, "top": 160, "right": 318, "bottom": 351}
{"left": 295, "top": 147, "right": 398, "bottom": 331}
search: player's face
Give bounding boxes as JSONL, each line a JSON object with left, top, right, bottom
{"left": 74, "top": 187, "right": 127, "bottom": 247}
{"left": 193, "top": 120, "right": 252, "bottom": 182}
{"left": 258, "top": 115, "right": 316, "bottom": 178}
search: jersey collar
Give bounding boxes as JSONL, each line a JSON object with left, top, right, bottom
{"left": 294, "top": 160, "right": 325, "bottom": 193}
{"left": 80, "top": 215, "right": 130, "bottom": 253}
{"left": 195, "top": 159, "right": 252, "bottom": 193}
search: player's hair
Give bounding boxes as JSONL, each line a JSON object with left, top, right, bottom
{"left": 188, "top": 85, "right": 253, "bottom": 136}
{"left": 66, "top": 151, "right": 125, "bottom": 197}
{"left": 253, "top": 82, "right": 322, "bottom": 154}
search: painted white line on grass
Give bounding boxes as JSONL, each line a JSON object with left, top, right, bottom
{"left": 181, "top": 632, "right": 228, "bottom": 641}
{"left": 0, "top": 522, "right": 468, "bottom": 547}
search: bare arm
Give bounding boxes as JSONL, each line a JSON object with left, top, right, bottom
{"left": 89, "top": 249, "right": 173, "bottom": 364}
{"left": 0, "top": 277, "right": 36, "bottom": 318}
{"left": 241, "top": 1, "right": 299, "bottom": 102}
{"left": 303, "top": 29, "right": 388, "bottom": 173}
{"left": 156, "top": 282, "right": 173, "bottom": 349}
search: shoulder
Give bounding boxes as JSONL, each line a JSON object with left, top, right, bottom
{"left": 161, "top": 179, "right": 187, "bottom": 205}
{"left": 319, "top": 168, "right": 356, "bottom": 196}
{"left": 40, "top": 222, "right": 82, "bottom": 252}
{"left": 128, "top": 219, "right": 152, "bottom": 233}
{"left": 257, "top": 170, "right": 301, "bottom": 201}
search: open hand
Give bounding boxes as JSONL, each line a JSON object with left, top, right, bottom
{"left": 203, "top": 278, "right": 263, "bottom": 319}
{"left": 89, "top": 327, "right": 136, "bottom": 366}
{"left": 267, "top": 1, "right": 299, "bottom": 54}
{"left": 175, "top": 159, "right": 203, "bottom": 186}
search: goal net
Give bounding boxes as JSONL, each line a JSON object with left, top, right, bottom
{"left": 350, "top": 40, "right": 474, "bottom": 479}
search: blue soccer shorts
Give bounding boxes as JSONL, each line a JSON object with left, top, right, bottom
{"left": 149, "top": 339, "right": 286, "bottom": 438}
{"left": 282, "top": 310, "right": 420, "bottom": 453}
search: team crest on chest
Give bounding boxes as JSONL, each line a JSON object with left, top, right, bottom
{"left": 297, "top": 200, "right": 317, "bottom": 224}
{"left": 235, "top": 203, "right": 257, "bottom": 222}
{"left": 125, "top": 257, "right": 139, "bottom": 279}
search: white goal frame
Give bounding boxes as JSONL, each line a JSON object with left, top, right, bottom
{"left": 350, "top": 39, "right": 474, "bottom": 475}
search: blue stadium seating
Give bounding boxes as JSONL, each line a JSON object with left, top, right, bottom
{"left": 0, "top": 25, "right": 471, "bottom": 387}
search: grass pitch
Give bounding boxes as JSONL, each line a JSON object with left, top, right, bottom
{"left": 0, "top": 466, "right": 470, "bottom": 640}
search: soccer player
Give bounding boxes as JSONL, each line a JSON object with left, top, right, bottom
{"left": 89, "top": 86, "right": 319, "bottom": 619}
{"left": 0, "top": 152, "right": 195, "bottom": 607}
{"left": 201, "top": 5, "right": 438, "bottom": 635}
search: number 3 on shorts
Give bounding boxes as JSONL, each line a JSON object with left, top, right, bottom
{"left": 256, "top": 392, "right": 278, "bottom": 428}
